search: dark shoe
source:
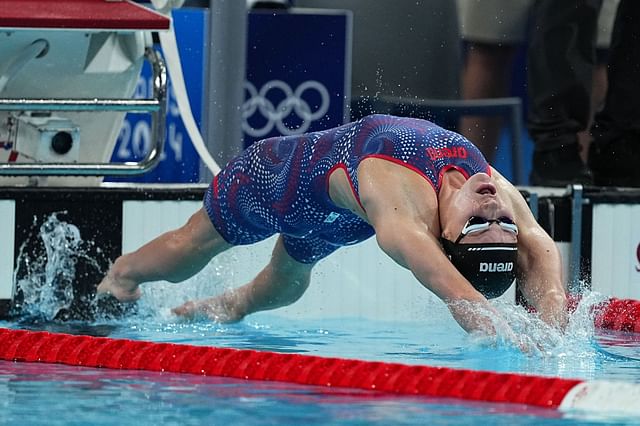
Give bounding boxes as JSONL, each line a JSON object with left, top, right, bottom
{"left": 588, "top": 132, "right": 640, "bottom": 187}
{"left": 530, "top": 143, "right": 593, "bottom": 187}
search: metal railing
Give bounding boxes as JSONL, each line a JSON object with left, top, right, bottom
{"left": 0, "top": 47, "right": 167, "bottom": 176}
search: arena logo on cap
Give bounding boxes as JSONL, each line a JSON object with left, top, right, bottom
{"left": 479, "top": 262, "right": 513, "bottom": 272}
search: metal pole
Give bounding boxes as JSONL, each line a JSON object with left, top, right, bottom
{"left": 569, "top": 184, "right": 584, "bottom": 294}
{"left": 509, "top": 101, "right": 525, "bottom": 185}
{"left": 0, "top": 99, "right": 160, "bottom": 112}
{"left": 204, "top": 0, "right": 247, "bottom": 182}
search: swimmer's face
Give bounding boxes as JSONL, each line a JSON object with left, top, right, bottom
{"left": 441, "top": 173, "right": 517, "bottom": 244}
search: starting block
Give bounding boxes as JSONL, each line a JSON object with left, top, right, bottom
{"left": 0, "top": 0, "right": 169, "bottom": 185}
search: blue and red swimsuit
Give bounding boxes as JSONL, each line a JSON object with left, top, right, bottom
{"left": 204, "top": 114, "right": 490, "bottom": 263}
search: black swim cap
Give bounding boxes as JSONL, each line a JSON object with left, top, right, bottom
{"left": 441, "top": 239, "right": 518, "bottom": 299}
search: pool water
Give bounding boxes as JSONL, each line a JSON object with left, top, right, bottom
{"left": 0, "top": 359, "right": 572, "bottom": 426}
{"left": 2, "top": 294, "right": 640, "bottom": 425}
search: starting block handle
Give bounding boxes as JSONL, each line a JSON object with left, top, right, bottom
{"left": 0, "top": 48, "right": 167, "bottom": 176}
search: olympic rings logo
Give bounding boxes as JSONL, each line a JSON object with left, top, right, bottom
{"left": 242, "top": 80, "right": 330, "bottom": 138}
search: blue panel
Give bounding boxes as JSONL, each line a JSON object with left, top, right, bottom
{"left": 243, "top": 10, "right": 350, "bottom": 147}
{"left": 107, "top": 8, "right": 206, "bottom": 183}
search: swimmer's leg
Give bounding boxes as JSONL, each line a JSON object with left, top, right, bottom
{"left": 172, "top": 235, "right": 315, "bottom": 322}
{"left": 97, "top": 207, "right": 232, "bottom": 302}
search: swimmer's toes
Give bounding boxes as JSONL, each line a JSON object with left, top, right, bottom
{"left": 172, "top": 301, "right": 197, "bottom": 318}
{"left": 107, "top": 288, "right": 141, "bottom": 303}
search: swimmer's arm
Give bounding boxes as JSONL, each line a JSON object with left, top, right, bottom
{"left": 492, "top": 169, "right": 567, "bottom": 330}
{"left": 370, "top": 210, "right": 538, "bottom": 352}
{"left": 372, "top": 217, "right": 514, "bottom": 335}
{"left": 516, "top": 226, "right": 567, "bottom": 330}
{"left": 357, "top": 180, "right": 508, "bottom": 335}
{"left": 354, "top": 161, "right": 520, "bottom": 341}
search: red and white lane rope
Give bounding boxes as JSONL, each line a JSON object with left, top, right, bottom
{"left": 594, "top": 297, "right": 640, "bottom": 333}
{"left": 1, "top": 326, "right": 640, "bottom": 415}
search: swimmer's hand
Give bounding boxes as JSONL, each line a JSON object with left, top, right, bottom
{"left": 96, "top": 272, "right": 141, "bottom": 303}
{"left": 469, "top": 329, "right": 542, "bottom": 355}
{"left": 510, "top": 333, "right": 544, "bottom": 356}
{"left": 172, "top": 293, "right": 245, "bottom": 323}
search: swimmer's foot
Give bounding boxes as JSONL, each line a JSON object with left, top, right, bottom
{"left": 92, "top": 292, "right": 139, "bottom": 319}
{"left": 96, "top": 274, "right": 141, "bottom": 303}
{"left": 172, "top": 295, "right": 243, "bottom": 323}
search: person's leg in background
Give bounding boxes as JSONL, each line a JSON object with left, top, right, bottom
{"left": 588, "top": 0, "right": 640, "bottom": 187}
{"left": 459, "top": 44, "right": 518, "bottom": 163}
{"left": 527, "top": 0, "right": 601, "bottom": 186}
{"left": 457, "top": 0, "right": 531, "bottom": 163}
{"left": 578, "top": 0, "right": 619, "bottom": 163}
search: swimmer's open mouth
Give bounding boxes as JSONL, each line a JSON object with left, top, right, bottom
{"left": 477, "top": 183, "right": 496, "bottom": 196}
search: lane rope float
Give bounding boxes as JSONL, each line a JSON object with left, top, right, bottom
{"left": 1, "top": 327, "right": 640, "bottom": 415}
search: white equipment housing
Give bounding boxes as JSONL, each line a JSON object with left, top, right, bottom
{"left": 0, "top": 0, "right": 169, "bottom": 186}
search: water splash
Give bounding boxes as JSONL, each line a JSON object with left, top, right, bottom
{"left": 135, "top": 251, "right": 234, "bottom": 322}
{"left": 460, "top": 290, "right": 611, "bottom": 357}
{"left": 13, "top": 212, "right": 103, "bottom": 321}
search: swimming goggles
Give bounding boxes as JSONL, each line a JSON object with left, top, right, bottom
{"left": 454, "top": 216, "right": 518, "bottom": 244}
